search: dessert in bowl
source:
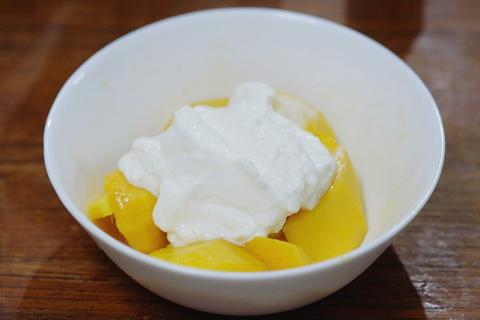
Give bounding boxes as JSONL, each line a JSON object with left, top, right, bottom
{"left": 44, "top": 8, "right": 444, "bottom": 315}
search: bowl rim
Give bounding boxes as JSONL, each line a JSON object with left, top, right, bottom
{"left": 44, "top": 7, "right": 445, "bottom": 281}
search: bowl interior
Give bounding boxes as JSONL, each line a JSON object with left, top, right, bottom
{"left": 45, "top": 9, "right": 443, "bottom": 249}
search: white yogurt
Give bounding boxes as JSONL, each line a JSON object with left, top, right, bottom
{"left": 119, "top": 82, "right": 336, "bottom": 246}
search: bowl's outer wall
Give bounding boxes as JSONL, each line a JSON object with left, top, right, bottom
{"left": 93, "top": 231, "right": 389, "bottom": 315}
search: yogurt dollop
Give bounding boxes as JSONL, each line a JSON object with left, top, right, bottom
{"left": 119, "top": 82, "right": 336, "bottom": 246}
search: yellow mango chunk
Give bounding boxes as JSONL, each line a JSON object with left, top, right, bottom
{"left": 151, "top": 240, "right": 267, "bottom": 272}
{"left": 283, "top": 148, "right": 367, "bottom": 261}
{"left": 87, "top": 194, "right": 113, "bottom": 220}
{"left": 192, "top": 98, "right": 228, "bottom": 108}
{"left": 245, "top": 237, "right": 312, "bottom": 270}
{"left": 306, "top": 113, "right": 339, "bottom": 154}
{"left": 105, "top": 171, "right": 167, "bottom": 253}
{"left": 282, "top": 106, "right": 367, "bottom": 262}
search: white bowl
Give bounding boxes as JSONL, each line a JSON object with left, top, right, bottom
{"left": 44, "top": 8, "right": 444, "bottom": 315}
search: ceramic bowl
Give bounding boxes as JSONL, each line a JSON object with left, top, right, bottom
{"left": 44, "top": 8, "right": 445, "bottom": 315}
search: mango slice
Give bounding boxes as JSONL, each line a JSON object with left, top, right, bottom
{"left": 192, "top": 98, "right": 228, "bottom": 108}
{"left": 105, "top": 171, "right": 167, "bottom": 253}
{"left": 88, "top": 194, "right": 113, "bottom": 220}
{"left": 283, "top": 148, "right": 367, "bottom": 262}
{"left": 245, "top": 237, "right": 312, "bottom": 270}
{"left": 150, "top": 240, "right": 267, "bottom": 272}
{"left": 306, "top": 113, "right": 339, "bottom": 153}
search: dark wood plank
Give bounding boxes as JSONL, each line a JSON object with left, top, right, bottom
{"left": 1, "top": 0, "right": 479, "bottom": 319}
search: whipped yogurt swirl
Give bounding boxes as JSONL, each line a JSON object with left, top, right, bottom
{"left": 119, "top": 82, "right": 336, "bottom": 246}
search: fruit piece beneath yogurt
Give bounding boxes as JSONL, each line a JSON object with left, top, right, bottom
{"left": 283, "top": 148, "right": 367, "bottom": 262}
{"left": 244, "top": 237, "right": 312, "bottom": 270}
{"left": 104, "top": 170, "right": 167, "bottom": 253}
{"left": 150, "top": 239, "right": 267, "bottom": 272}
{"left": 273, "top": 92, "right": 338, "bottom": 153}
{"left": 87, "top": 194, "right": 113, "bottom": 220}
{"left": 305, "top": 113, "right": 339, "bottom": 154}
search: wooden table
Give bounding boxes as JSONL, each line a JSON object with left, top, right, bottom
{"left": 1, "top": 1, "right": 479, "bottom": 319}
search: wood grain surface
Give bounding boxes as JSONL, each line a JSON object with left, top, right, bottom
{"left": 1, "top": 0, "right": 479, "bottom": 319}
